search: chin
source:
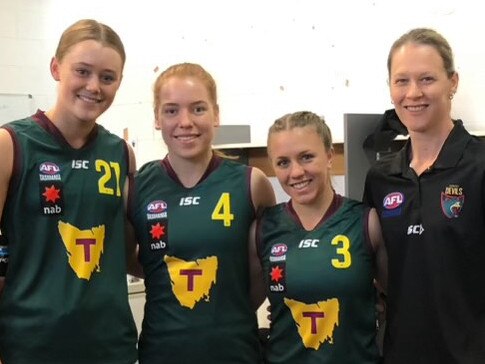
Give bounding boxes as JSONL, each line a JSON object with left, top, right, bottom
{"left": 291, "top": 194, "right": 315, "bottom": 206}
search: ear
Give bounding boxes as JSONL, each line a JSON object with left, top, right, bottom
{"left": 450, "top": 71, "right": 459, "bottom": 94}
{"left": 327, "top": 147, "right": 334, "bottom": 169}
{"left": 152, "top": 107, "right": 161, "bottom": 130}
{"left": 50, "top": 57, "right": 60, "bottom": 81}
{"left": 213, "top": 104, "right": 220, "bottom": 127}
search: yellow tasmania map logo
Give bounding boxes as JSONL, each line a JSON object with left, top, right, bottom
{"left": 284, "top": 297, "right": 340, "bottom": 350}
{"left": 164, "top": 255, "right": 218, "bottom": 309}
{"left": 58, "top": 221, "right": 105, "bottom": 280}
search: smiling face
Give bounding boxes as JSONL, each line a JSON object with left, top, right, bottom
{"left": 268, "top": 125, "right": 333, "bottom": 207}
{"left": 50, "top": 39, "right": 123, "bottom": 125}
{"left": 389, "top": 42, "right": 458, "bottom": 134}
{"left": 155, "top": 75, "right": 219, "bottom": 162}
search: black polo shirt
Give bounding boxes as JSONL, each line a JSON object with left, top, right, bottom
{"left": 364, "top": 120, "right": 485, "bottom": 364}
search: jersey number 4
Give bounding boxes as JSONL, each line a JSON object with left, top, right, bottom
{"left": 211, "top": 192, "right": 234, "bottom": 227}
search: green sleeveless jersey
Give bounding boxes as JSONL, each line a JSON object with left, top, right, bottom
{"left": 129, "top": 156, "right": 262, "bottom": 364}
{"left": 0, "top": 112, "right": 137, "bottom": 364}
{"left": 258, "top": 196, "right": 379, "bottom": 364}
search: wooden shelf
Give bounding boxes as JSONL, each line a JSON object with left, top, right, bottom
{"left": 218, "top": 143, "right": 345, "bottom": 177}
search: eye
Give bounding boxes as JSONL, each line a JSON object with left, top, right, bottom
{"left": 421, "top": 76, "right": 435, "bottom": 84}
{"left": 162, "top": 106, "right": 178, "bottom": 116}
{"left": 193, "top": 105, "right": 207, "bottom": 115}
{"left": 275, "top": 159, "right": 289, "bottom": 168}
{"left": 300, "top": 153, "right": 314, "bottom": 162}
{"left": 393, "top": 78, "right": 408, "bottom": 86}
{"left": 100, "top": 73, "right": 117, "bottom": 84}
{"left": 75, "top": 68, "right": 89, "bottom": 77}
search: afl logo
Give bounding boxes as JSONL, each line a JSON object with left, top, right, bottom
{"left": 383, "top": 192, "right": 404, "bottom": 210}
{"left": 147, "top": 200, "right": 167, "bottom": 213}
{"left": 39, "top": 162, "right": 60, "bottom": 175}
{"left": 271, "top": 243, "right": 288, "bottom": 256}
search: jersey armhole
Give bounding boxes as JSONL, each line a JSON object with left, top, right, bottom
{"left": 3, "top": 127, "right": 21, "bottom": 198}
{"left": 246, "top": 166, "right": 257, "bottom": 219}
{"left": 255, "top": 214, "right": 264, "bottom": 262}
{"left": 363, "top": 207, "right": 375, "bottom": 256}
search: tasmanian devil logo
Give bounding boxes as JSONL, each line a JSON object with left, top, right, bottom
{"left": 441, "top": 185, "right": 464, "bottom": 218}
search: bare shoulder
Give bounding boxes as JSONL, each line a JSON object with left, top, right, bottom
{"left": 125, "top": 140, "right": 137, "bottom": 174}
{"left": 367, "top": 208, "right": 383, "bottom": 251}
{"left": 250, "top": 166, "right": 276, "bottom": 213}
{"left": 0, "top": 128, "right": 14, "bottom": 217}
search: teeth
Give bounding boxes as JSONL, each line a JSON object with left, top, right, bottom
{"left": 176, "top": 135, "right": 197, "bottom": 141}
{"left": 79, "top": 95, "right": 101, "bottom": 103}
{"left": 406, "top": 105, "right": 426, "bottom": 111}
{"left": 291, "top": 181, "right": 310, "bottom": 189}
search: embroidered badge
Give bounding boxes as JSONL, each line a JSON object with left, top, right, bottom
{"left": 270, "top": 243, "right": 287, "bottom": 262}
{"left": 441, "top": 185, "right": 464, "bottom": 218}
{"left": 146, "top": 200, "right": 168, "bottom": 220}
{"left": 40, "top": 182, "right": 64, "bottom": 215}
{"left": 146, "top": 200, "right": 168, "bottom": 250}
{"left": 269, "top": 263, "right": 286, "bottom": 293}
{"left": 147, "top": 220, "right": 168, "bottom": 251}
{"left": 381, "top": 192, "right": 404, "bottom": 218}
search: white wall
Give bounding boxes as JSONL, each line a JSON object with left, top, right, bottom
{"left": 1, "top": 0, "right": 484, "bottom": 166}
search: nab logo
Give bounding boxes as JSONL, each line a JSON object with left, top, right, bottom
{"left": 298, "top": 239, "right": 319, "bottom": 248}
{"left": 270, "top": 283, "right": 285, "bottom": 292}
{"left": 271, "top": 243, "right": 288, "bottom": 256}
{"left": 407, "top": 224, "right": 424, "bottom": 235}
{"left": 147, "top": 200, "right": 167, "bottom": 213}
{"left": 179, "top": 196, "right": 200, "bottom": 206}
{"left": 383, "top": 192, "right": 404, "bottom": 210}
{"left": 72, "top": 160, "right": 89, "bottom": 169}
{"left": 39, "top": 162, "right": 60, "bottom": 175}
{"left": 150, "top": 240, "right": 167, "bottom": 250}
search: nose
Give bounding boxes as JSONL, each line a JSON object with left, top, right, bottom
{"left": 289, "top": 162, "right": 305, "bottom": 178}
{"left": 178, "top": 109, "right": 193, "bottom": 128}
{"left": 406, "top": 80, "right": 423, "bottom": 99}
{"left": 85, "top": 76, "right": 101, "bottom": 93}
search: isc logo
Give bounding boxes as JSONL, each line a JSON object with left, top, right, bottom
{"left": 298, "top": 239, "right": 319, "bottom": 248}
{"left": 39, "top": 162, "right": 60, "bottom": 175}
{"left": 179, "top": 197, "right": 200, "bottom": 206}
{"left": 383, "top": 192, "right": 404, "bottom": 209}
{"left": 72, "top": 160, "right": 89, "bottom": 169}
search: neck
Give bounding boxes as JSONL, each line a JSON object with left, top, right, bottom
{"left": 168, "top": 150, "right": 213, "bottom": 188}
{"left": 45, "top": 108, "right": 95, "bottom": 149}
{"left": 408, "top": 120, "right": 454, "bottom": 175}
{"left": 292, "top": 186, "right": 335, "bottom": 230}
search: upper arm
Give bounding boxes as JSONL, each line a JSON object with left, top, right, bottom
{"left": 250, "top": 167, "right": 276, "bottom": 215}
{"left": 248, "top": 167, "right": 274, "bottom": 309}
{"left": 123, "top": 141, "right": 142, "bottom": 276}
{"left": 0, "top": 129, "right": 14, "bottom": 296}
{"left": 248, "top": 219, "right": 265, "bottom": 310}
{"left": 123, "top": 141, "right": 136, "bottom": 210}
{"left": 126, "top": 141, "right": 137, "bottom": 174}
{"left": 368, "top": 208, "right": 387, "bottom": 293}
{"left": 0, "top": 129, "right": 13, "bottom": 222}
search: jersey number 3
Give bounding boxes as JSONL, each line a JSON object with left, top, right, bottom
{"left": 331, "top": 234, "right": 352, "bottom": 269}
{"left": 211, "top": 192, "right": 234, "bottom": 227}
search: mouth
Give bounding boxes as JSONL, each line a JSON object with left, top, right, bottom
{"left": 404, "top": 104, "right": 428, "bottom": 112}
{"left": 77, "top": 94, "right": 102, "bottom": 104}
{"left": 174, "top": 134, "right": 200, "bottom": 142}
{"left": 290, "top": 180, "right": 312, "bottom": 190}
